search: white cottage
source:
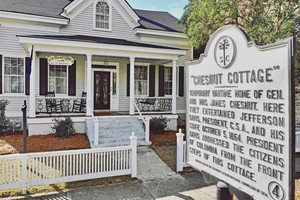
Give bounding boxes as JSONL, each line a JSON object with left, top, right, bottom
{"left": 0, "top": 0, "right": 191, "bottom": 147}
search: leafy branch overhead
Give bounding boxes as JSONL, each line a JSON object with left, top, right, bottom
{"left": 179, "top": 0, "right": 300, "bottom": 47}
{"left": 179, "top": 0, "right": 300, "bottom": 87}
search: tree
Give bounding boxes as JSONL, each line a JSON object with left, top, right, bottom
{"left": 180, "top": 0, "right": 300, "bottom": 47}
{"left": 179, "top": 0, "right": 300, "bottom": 86}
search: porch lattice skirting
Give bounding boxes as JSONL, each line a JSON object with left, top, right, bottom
{"left": 0, "top": 135, "right": 138, "bottom": 194}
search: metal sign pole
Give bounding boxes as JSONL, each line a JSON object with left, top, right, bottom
{"left": 21, "top": 100, "right": 27, "bottom": 153}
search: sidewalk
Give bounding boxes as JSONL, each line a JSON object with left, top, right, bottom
{"left": 8, "top": 147, "right": 216, "bottom": 200}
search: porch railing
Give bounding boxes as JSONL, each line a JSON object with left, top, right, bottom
{"left": 36, "top": 97, "right": 87, "bottom": 115}
{"left": 134, "top": 97, "right": 172, "bottom": 113}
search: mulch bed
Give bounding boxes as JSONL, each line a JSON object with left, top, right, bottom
{"left": 0, "top": 132, "right": 90, "bottom": 154}
{"left": 150, "top": 130, "right": 180, "bottom": 171}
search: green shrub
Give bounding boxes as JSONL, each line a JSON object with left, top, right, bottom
{"left": 52, "top": 116, "right": 75, "bottom": 138}
{"left": 150, "top": 116, "right": 169, "bottom": 134}
{"left": 0, "top": 100, "right": 19, "bottom": 134}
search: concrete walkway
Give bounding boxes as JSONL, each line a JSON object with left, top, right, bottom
{"left": 11, "top": 147, "right": 216, "bottom": 200}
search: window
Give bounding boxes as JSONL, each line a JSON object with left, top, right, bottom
{"left": 164, "top": 67, "right": 172, "bottom": 95}
{"left": 4, "top": 57, "right": 25, "bottom": 94}
{"left": 95, "top": 1, "right": 110, "bottom": 30}
{"left": 134, "top": 65, "right": 148, "bottom": 95}
{"left": 48, "top": 65, "right": 68, "bottom": 95}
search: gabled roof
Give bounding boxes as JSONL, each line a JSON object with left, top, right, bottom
{"left": 0, "top": 0, "right": 183, "bottom": 32}
{"left": 134, "top": 9, "right": 183, "bottom": 33}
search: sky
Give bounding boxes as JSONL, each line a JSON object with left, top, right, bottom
{"left": 126, "top": 0, "right": 188, "bottom": 19}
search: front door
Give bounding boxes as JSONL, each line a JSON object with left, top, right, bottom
{"left": 94, "top": 71, "right": 111, "bottom": 110}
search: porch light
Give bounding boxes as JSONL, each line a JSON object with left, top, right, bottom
{"left": 104, "top": 58, "right": 109, "bottom": 66}
{"left": 48, "top": 56, "right": 74, "bottom": 66}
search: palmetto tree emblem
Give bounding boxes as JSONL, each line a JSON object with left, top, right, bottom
{"left": 219, "top": 38, "right": 230, "bottom": 66}
{"left": 215, "top": 36, "right": 235, "bottom": 68}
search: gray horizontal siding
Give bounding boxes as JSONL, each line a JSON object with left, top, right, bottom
{"left": 60, "top": 4, "right": 140, "bottom": 42}
{"left": 0, "top": 26, "right": 54, "bottom": 56}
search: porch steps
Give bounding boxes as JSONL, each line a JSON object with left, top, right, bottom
{"left": 86, "top": 116, "right": 146, "bottom": 148}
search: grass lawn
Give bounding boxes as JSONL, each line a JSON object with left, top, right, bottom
{"left": 0, "top": 132, "right": 135, "bottom": 198}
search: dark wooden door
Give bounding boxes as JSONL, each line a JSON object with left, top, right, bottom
{"left": 94, "top": 71, "right": 111, "bottom": 110}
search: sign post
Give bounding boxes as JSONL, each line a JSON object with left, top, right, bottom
{"left": 187, "top": 25, "right": 295, "bottom": 200}
{"left": 21, "top": 100, "right": 28, "bottom": 153}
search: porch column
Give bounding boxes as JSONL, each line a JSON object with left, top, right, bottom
{"left": 86, "top": 54, "right": 93, "bottom": 116}
{"left": 129, "top": 57, "right": 135, "bottom": 115}
{"left": 172, "top": 59, "right": 177, "bottom": 114}
{"left": 29, "top": 50, "right": 36, "bottom": 117}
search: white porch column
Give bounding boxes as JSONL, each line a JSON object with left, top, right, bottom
{"left": 29, "top": 51, "right": 36, "bottom": 118}
{"left": 172, "top": 59, "right": 177, "bottom": 114}
{"left": 129, "top": 57, "right": 135, "bottom": 115}
{"left": 86, "top": 54, "right": 93, "bottom": 116}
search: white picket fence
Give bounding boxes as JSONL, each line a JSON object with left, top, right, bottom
{"left": 0, "top": 133, "right": 137, "bottom": 194}
{"left": 176, "top": 129, "right": 189, "bottom": 172}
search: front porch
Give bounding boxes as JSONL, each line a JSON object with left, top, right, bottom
{"left": 17, "top": 35, "right": 186, "bottom": 118}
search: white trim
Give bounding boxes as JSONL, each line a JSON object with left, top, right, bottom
{"left": 48, "top": 64, "right": 69, "bottom": 96}
{"left": 114, "top": 0, "right": 140, "bottom": 29}
{"left": 190, "top": 46, "right": 194, "bottom": 61}
{"left": 91, "top": 62, "right": 119, "bottom": 111}
{"left": 117, "top": 0, "right": 140, "bottom": 22}
{"left": 61, "top": 0, "right": 95, "bottom": 20}
{"left": 63, "top": 0, "right": 84, "bottom": 15}
{"left": 93, "top": 0, "right": 112, "bottom": 32}
{"left": 0, "top": 11, "right": 68, "bottom": 25}
{"left": 134, "top": 29, "right": 188, "bottom": 39}
{"left": 0, "top": 20, "right": 60, "bottom": 32}
{"left": 18, "top": 37, "right": 186, "bottom": 60}
{"left": 134, "top": 63, "right": 150, "bottom": 97}
{"left": 2, "top": 55, "right": 26, "bottom": 95}
{"left": 162, "top": 64, "right": 181, "bottom": 97}
{"left": 140, "top": 36, "right": 190, "bottom": 46}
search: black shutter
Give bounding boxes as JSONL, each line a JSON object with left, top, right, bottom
{"left": 39, "top": 58, "right": 48, "bottom": 95}
{"left": 179, "top": 66, "right": 184, "bottom": 97}
{"left": 0, "top": 55, "right": 2, "bottom": 94}
{"left": 149, "top": 65, "right": 155, "bottom": 97}
{"left": 25, "top": 57, "right": 30, "bottom": 95}
{"left": 159, "top": 66, "right": 165, "bottom": 97}
{"left": 127, "top": 64, "right": 130, "bottom": 97}
{"left": 68, "top": 61, "right": 76, "bottom": 96}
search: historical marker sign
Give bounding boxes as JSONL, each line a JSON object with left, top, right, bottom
{"left": 187, "top": 25, "right": 295, "bottom": 200}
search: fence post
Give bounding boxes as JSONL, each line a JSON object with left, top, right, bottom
{"left": 130, "top": 132, "right": 138, "bottom": 178}
{"left": 94, "top": 119, "right": 99, "bottom": 146}
{"left": 21, "top": 155, "right": 27, "bottom": 194}
{"left": 145, "top": 117, "right": 150, "bottom": 143}
{"left": 176, "top": 129, "right": 184, "bottom": 173}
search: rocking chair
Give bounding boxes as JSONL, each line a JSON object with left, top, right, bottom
{"left": 72, "top": 92, "right": 87, "bottom": 113}
{"left": 45, "top": 91, "right": 60, "bottom": 113}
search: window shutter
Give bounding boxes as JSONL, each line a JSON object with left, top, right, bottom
{"left": 127, "top": 64, "right": 130, "bottom": 97}
{"left": 159, "top": 66, "right": 164, "bottom": 97}
{"left": 68, "top": 61, "right": 76, "bottom": 96}
{"left": 149, "top": 65, "right": 155, "bottom": 97}
{"left": 25, "top": 57, "right": 30, "bottom": 95}
{"left": 0, "top": 55, "right": 2, "bottom": 94}
{"left": 179, "top": 66, "right": 184, "bottom": 97}
{"left": 39, "top": 58, "right": 48, "bottom": 95}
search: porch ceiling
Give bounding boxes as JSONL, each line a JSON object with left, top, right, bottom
{"left": 18, "top": 35, "right": 187, "bottom": 60}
